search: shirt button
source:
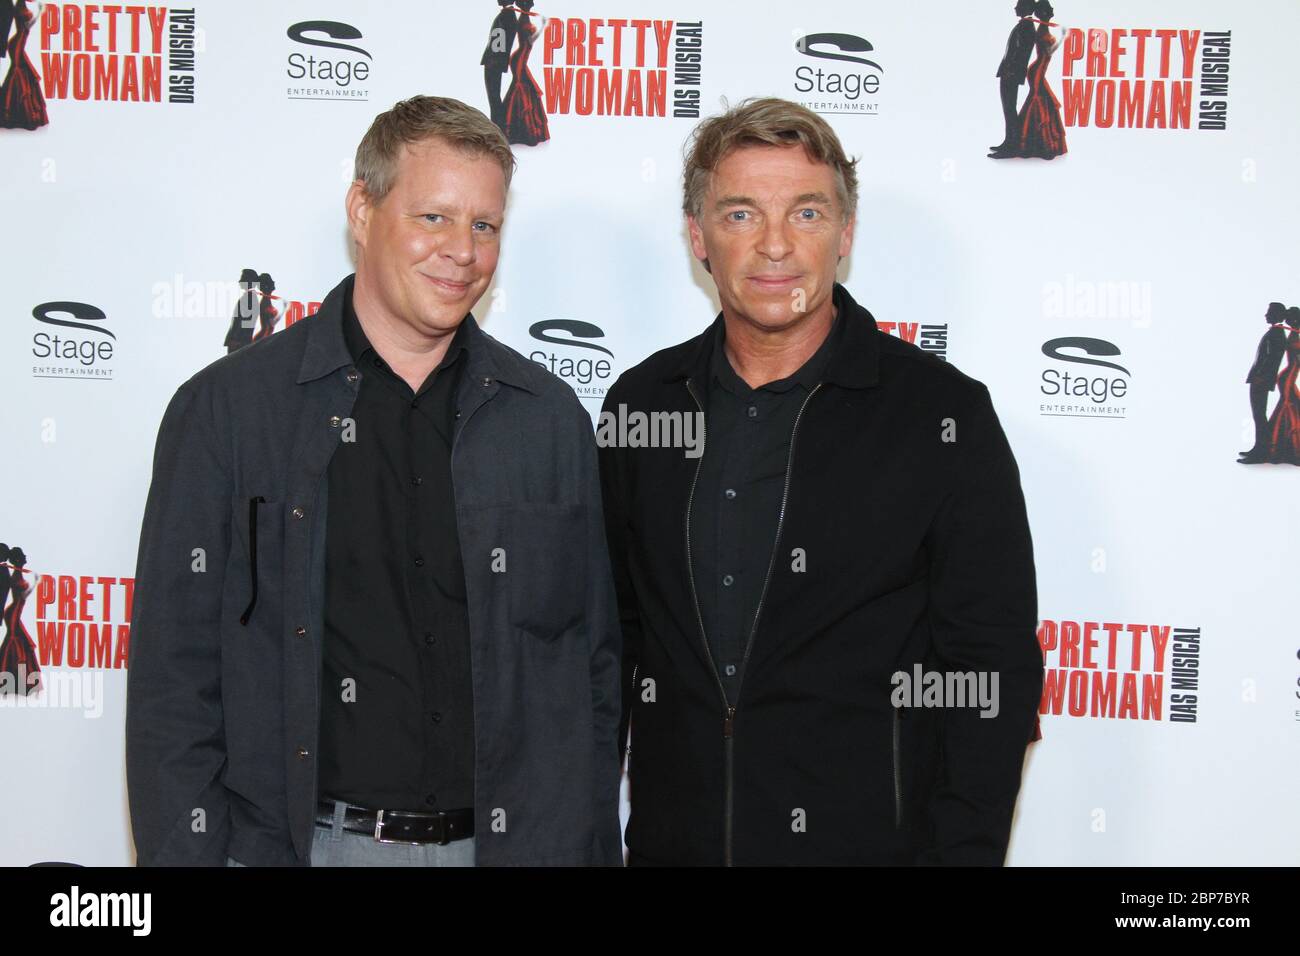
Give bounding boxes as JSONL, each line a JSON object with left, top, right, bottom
{"left": 296, "top": 747, "right": 310, "bottom": 758}
{"left": 454, "top": 410, "right": 462, "bottom": 419}
{"left": 328, "top": 416, "right": 341, "bottom": 427}
{"left": 411, "top": 476, "right": 423, "bottom": 486}
{"left": 292, "top": 507, "right": 305, "bottom": 519}
{"left": 425, "top": 794, "right": 437, "bottom": 806}
{"left": 372, "top": 357, "right": 383, "bottom": 368}
{"left": 430, "top": 712, "right": 442, "bottom": 724}
{"left": 481, "top": 376, "right": 493, "bottom": 387}
{"left": 724, "top": 488, "right": 736, "bottom": 500}
{"left": 724, "top": 664, "right": 737, "bottom": 677}
{"left": 747, "top": 406, "right": 758, "bottom": 419}
{"left": 414, "top": 555, "right": 425, "bottom": 567}
{"left": 295, "top": 625, "right": 307, "bottom": 637}
{"left": 722, "top": 574, "right": 734, "bottom": 587}
{"left": 424, "top": 631, "right": 436, "bottom": 645}
{"left": 346, "top": 369, "right": 359, "bottom": 384}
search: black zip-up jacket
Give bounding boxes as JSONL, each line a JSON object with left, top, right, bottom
{"left": 598, "top": 283, "right": 1043, "bottom": 865}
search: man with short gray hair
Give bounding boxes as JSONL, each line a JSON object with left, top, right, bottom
{"left": 127, "top": 95, "right": 622, "bottom": 867}
{"left": 600, "top": 96, "right": 1043, "bottom": 865}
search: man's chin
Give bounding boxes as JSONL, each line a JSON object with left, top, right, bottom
{"left": 415, "top": 289, "right": 481, "bottom": 320}
{"left": 732, "top": 301, "right": 814, "bottom": 330}
{"left": 420, "top": 311, "right": 471, "bottom": 333}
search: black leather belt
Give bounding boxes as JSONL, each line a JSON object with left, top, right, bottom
{"left": 315, "top": 799, "right": 474, "bottom": 845}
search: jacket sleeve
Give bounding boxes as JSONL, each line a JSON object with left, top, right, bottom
{"left": 573, "top": 397, "right": 624, "bottom": 865}
{"left": 596, "top": 384, "right": 642, "bottom": 774}
{"left": 919, "top": 383, "right": 1043, "bottom": 865}
{"left": 125, "top": 383, "right": 233, "bottom": 866}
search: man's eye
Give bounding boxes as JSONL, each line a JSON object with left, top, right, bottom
{"left": 473, "top": 221, "right": 497, "bottom": 233}
{"left": 797, "top": 209, "right": 820, "bottom": 221}
{"left": 727, "top": 210, "right": 750, "bottom": 222}
{"left": 423, "top": 214, "right": 443, "bottom": 223}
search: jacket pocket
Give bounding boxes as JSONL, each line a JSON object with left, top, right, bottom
{"left": 229, "top": 494, "right": 286, "bottom": 629}
{"left": 504, "top": 501, "right": 587, "bottom": 642}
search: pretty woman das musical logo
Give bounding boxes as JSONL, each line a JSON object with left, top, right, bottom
{"left": 1058, "top": 26, "right": 1231, "bottom": 132}
{"left": 0, "top": 2, "right": 198, "bottom": 132}
{"left": 987, "top": 0, "right": 1230, "bottom": 160}
{"left": 479, "top": 2, "right": 705, "bottom": 146}
{"left": 1038, "top": 618, "right": 1201, "bottom": 726}
{"left": 0, "top": 543, "right": 135, "bottom": 699}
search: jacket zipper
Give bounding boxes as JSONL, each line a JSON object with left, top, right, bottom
{"left": 627, "top": 662, "right": 639, "bottom": 766}
{"left": 683, "top": 380, "right": 730, "bottom": 703}
{"left": 685, "top": 377, "right": 823, "bottom": 866}
{"left": 892, "top": 707, "right": 902, "bottom": 829}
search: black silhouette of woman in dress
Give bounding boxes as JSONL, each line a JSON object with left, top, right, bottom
{"left": 1015, "top": 1, "right": 1066, "bottom": 159}
{"left": 1264, "top": 307, "right": 1300, "bottom": 465}
{"left": 0, "top": 545, "right": 41, "bottom": 696}
{"left": 223, "top": 268, "right": 260, "bottom": 353}
{"left": 250, "top": 273, "right": 280, "bottom": 344}
{"left": 501, "top": 1, "right": 550, "bottom": 146}
{"left": 0, "top": 0, "right": 49, "bottom": 130}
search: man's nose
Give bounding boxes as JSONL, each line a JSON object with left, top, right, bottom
{"left": 755, "top": 218, "right": 794, "bottom": 260}
{"left": 441, "top": 222, "right": 477, "bottom": 266}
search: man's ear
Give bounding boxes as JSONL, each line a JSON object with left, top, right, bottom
{"left": 837, "top": 209, "right": 856, "bottom": 260}
{"left": 686, "top": 214, "right": 712, "bottom": 274}
{"left": 345, "top": 180, "right": 372, "bottom": 250}
{"left": 687, "top": 213, "right": 709, "bottom": 265}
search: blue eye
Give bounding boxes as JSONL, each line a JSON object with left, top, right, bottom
{"left": 798, "top": 209, "right": 820, "bottom": 220}
{"left": 423, "top": 214, "right": 443, "bottom": 223}
{"left": 728, "top": 210, "right": 750, "bottom": 222}
{"left": 472, "top": 221, "right": 497, "bottom": 233}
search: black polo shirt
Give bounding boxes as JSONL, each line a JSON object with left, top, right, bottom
{"left": 690, "top": 307, "right": 843, "bottom": 704}
{"left": 317, "top": 282, "right": 475, "bottom": 812}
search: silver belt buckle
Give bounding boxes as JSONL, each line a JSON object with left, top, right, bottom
{"left": 374, "top": 809, "right": 414, "bottom": 845}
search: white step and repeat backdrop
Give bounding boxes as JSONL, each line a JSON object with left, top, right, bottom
{"left": 1, "top": 0, "right": 1297, "bottom": 865}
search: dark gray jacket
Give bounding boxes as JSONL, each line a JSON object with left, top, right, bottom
{"left": 126, "top": 274, "right": 622, "bottom": 866}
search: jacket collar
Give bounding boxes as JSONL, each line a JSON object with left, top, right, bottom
{"left": 663, "top": 281, "right": 880, "bottom": 389}
{"left": 297, "top": 273, "right": 538, "bottom": 394}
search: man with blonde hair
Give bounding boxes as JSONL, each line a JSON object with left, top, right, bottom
{"left": 127, "top": 95, "right": 622, "bottom": 867}
{"left": 600, "top": 96, "right": 1043, "bottom": 865}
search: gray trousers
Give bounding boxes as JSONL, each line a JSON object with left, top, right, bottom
{"left": 226, "top": 799, "right": 476, "bottom": 866}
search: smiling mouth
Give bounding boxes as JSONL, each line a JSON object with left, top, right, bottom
{"left": 748, "top": 275, "right": 802, "bottom": 288}
{"left": 422, "top": 275, "right": 471, "bottom": 292}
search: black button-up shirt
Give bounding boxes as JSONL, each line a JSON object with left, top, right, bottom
{"left": 317, "top": 281, "right": 475, "bottom": 812}
{"left": 690, "top": 308, "right": 843, "bottom": 703}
